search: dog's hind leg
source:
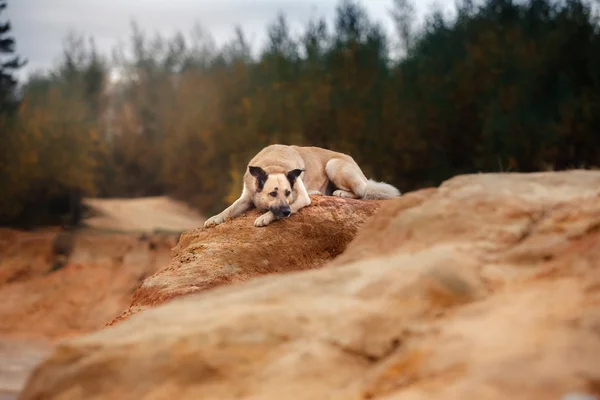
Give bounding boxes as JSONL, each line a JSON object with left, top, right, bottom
{"left": 204, "top": 188, "right": 253, "bottom": 228}
{"left": 332, "top": 189, "right": 358, "bottom": 199}
{"left": 325, "top": 158, "right": 368, "bottom": 199}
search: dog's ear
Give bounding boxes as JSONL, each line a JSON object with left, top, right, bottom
{"left": 249, "top": 166, "right": 268, "bottom": 191}
{"left": 286, "top": 168, "right": 304, "bottom": 188}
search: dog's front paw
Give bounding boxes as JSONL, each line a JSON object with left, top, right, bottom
{"left": 254, "top": 212, "right": 275, "bottom": 227}
{"left": 204, "top": 214, "right": 225, "bottom": 228}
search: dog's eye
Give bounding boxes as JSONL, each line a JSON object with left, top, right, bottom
{"left": 285, "top": 190, "right": 290, "bottom": 197}
{"left": 269, "top": 192, "right": 277, "bottom": 197}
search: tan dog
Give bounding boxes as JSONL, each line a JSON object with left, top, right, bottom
{"left": 204, "top": 144, "right": 401, "bottom": 228}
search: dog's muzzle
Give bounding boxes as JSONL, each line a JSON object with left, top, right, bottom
{"left": 271, "top": 205, "right": 291, "bottom": 218}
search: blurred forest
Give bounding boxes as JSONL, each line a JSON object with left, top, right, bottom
{"left": 1, "top": 0, "right": 600, "bottom": 226}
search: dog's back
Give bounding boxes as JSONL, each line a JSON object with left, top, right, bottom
{"left": 290, "top": 145, "right": 348, "bottom": 162}
{"left": 247, "top": 145, "right": 304, "bottom": 173}
{"left": 245, "top": 144, "right": 399, "bottom": 199}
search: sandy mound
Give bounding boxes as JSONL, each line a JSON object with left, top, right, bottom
{"left": 18, "top": 170, "right": 600, "bottom": 400}
{"left": 108, "top": 195, "right": 381, "bottom": 325}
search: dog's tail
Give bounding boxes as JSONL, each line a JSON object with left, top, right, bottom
{"left": 363, "top": 179, "right": 402, "bottom": 200}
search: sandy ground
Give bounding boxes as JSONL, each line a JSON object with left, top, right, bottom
{"left": 0, "top": 196, "right": 205, "bottom": 399}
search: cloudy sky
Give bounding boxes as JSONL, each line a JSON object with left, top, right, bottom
{"left": 5, "top": 0, "right": 455, "bottom": 79}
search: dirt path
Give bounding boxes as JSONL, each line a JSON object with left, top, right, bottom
{"left": 82, "top": 196, "right": 205, "bottom": 233}
{"left": 0, "top": 338, "right": 50, "bottom": 400}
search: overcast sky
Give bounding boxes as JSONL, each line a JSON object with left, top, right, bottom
{"left": 5, "top": 0, "right": 455, "bottom": 79}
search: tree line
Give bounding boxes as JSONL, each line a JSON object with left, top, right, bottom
{"left": 1, "top": 0, "right": 600, "bottom": 226}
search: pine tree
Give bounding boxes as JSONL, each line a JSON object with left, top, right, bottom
{"left": 0, "top": 0, "right": 26, "bottom": 114}
{"left": 391, "top": 0, "right": 416, "bottom": 58}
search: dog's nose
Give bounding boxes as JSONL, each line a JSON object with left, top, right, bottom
{"left": 281, "top": 207, "right": 291, "bottom": 217}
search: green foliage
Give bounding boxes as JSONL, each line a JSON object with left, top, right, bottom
{"left": 2, "top": 0, "right": 600, "bottom": 225}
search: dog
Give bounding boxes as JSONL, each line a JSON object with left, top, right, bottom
{"left": 203, "top": 144, "right": 401, "bottom": 228}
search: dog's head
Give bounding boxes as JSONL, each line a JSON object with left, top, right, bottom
{"left": 249, "top": 166, "right": 304, "bottom": 218}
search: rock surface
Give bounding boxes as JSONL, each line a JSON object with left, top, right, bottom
{"left": 108, "top": 195, "right": 381, "bottom": 325}
{"left": 19, "top": 171, "right": 600, "bottom": 400}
